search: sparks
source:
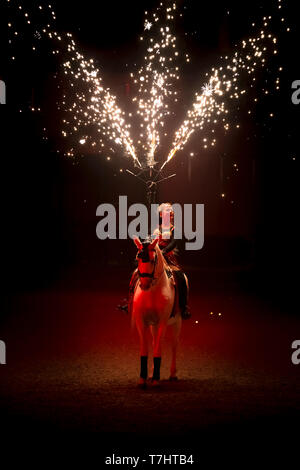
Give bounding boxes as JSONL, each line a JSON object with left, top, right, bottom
{"left": 164, "top": 4, "right": 288, "bottom": 166}
{"left": 7, "top": 0, "right": 288, "bottom": 171}
{"left": 202, "top": 83, "right": 215, "bottom": 97}
{"left": 144, "top": 21, "right": 152, "bottom": 31}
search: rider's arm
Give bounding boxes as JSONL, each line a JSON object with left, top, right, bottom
{"left": 161, "top": 238, "right": 177, "bottom": 254}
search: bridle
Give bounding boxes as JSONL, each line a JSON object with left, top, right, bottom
{"left": 137, "top": 254, "right": 158, "bottom": 280}
{"left": 137, "top": 247, "right": 164, "bottom": 287}
{"left": 137, "top": 247, "right": 157, "bottom": 279}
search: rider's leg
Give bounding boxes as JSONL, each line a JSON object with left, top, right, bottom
{"left": 118, "top": 269, "right": 139, "bottom": 313}
{"left": 129, "top": 269, "right": 139, "bottom": 293}
{"left": 128, "top": 269, "right": 139, "bottom": 313}
{"left": 174, "top": 270, "right": 191, "bottom": 319}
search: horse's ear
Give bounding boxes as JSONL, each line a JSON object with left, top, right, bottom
{"left": 133, "top": 236, "right": 143, "bottom": 250}
{"left": 150, "top": 237, "right": 159, "bottom": 249}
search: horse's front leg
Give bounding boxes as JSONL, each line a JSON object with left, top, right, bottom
{"left": 150, "top": 325, "right": 158, "bottom": 379}
{"left": 136, "top": 321, "right": 149, "bottom": 388}
{"left": 152, "top": 323, "right": 167, "bottom": 384}
{"left": 170, "top": 316, "right": 182, "bottom": 380}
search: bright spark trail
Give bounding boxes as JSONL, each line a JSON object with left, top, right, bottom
{"left": 164, "top": 0, "right": 287, "bottom": 168}
{"left": 130, "top": 2, "right": 189, "bottom": 168}
{"left": 7, "top": 0, "right": 289, "bottom": 171}
{"left": 7, "top": 0, "right": 140, "bottom": 167}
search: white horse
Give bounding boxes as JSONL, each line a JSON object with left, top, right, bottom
{"left": 132, "top": 236, "right": 187, "bottom": 387}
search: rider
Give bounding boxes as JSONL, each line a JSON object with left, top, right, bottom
{"left": 119, "top": 202, "right": 191, "bottom": 320}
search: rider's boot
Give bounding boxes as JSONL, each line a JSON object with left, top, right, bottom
{"left": 117, "top": 269, "right": 139, "bottom": 314}
{"left": 174, "top": 270, "right": 191, "bottom": 320}
{"left": 117, "top": 301, "right": 129, "bottom": 314}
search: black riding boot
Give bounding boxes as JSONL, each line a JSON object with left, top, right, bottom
{"left": 117, "top": 269, "right": 139, "bottom": 313}
{"left": 174, "top": 270, "right": 191, "bottom": 319}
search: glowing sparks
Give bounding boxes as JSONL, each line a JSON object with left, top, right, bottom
{"left": 7, "top": 0, "right": 140, "bottom": 166}
{"left": 201, "top": 83, "right": 215, "bottom": 97}
{"left": 144, "top": 21, "right": 152, "bottom": 31}
{"left": 132, "top": 1, "right": 186, "bottom": 167}
{"left": 62, "top": 46, "right": 141, "bottom": 166}
{"left": 7, "top": 0, "right": 289, "bottom": 170}
{"left": 165, "top": 8, "right": 287, "bottom": 165}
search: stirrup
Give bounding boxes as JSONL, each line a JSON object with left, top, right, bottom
{"left": 117, "top": 301, "right": 129, "bottom": 314}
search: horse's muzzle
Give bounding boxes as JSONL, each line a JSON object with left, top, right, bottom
{"left": 139, "top": 278, "right": 152, "bottom": 290}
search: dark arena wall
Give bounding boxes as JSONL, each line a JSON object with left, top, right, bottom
{"left": 1, "top": 0, "right": 300, "bottom": 465}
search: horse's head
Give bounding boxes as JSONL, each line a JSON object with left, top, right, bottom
{"left": 134, "top": 237, "right": 159, "bottom": 290}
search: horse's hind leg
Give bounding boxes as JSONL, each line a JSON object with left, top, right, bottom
{"left": 170, "top": 316, "right": 182, "bottom": 380}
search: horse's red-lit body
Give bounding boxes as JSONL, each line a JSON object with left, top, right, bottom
{"left": 132, "top": 237, "right": 186, "bottom": 387}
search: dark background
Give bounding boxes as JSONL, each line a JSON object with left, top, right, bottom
{"left": 1, "top": 0, "right": 299, "bottom": 307}
{"left": 0, "top": 0, "right": 299, "bottom": 455}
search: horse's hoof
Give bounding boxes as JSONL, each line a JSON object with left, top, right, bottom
{"left": 151, "top": 379, "right": 160, "bottom": 387}
{"left": 169, "top": 376, "right": 178, "bottom": 381}
{"left": 138, "top": 379, "right": 147, "bottom": 389}
{"left": 138, "top": 383, "right": 147, "bottom": 389}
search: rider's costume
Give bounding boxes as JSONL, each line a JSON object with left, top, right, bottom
{"left": 124, "top": 203, "right": 191, "bottom": 319}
